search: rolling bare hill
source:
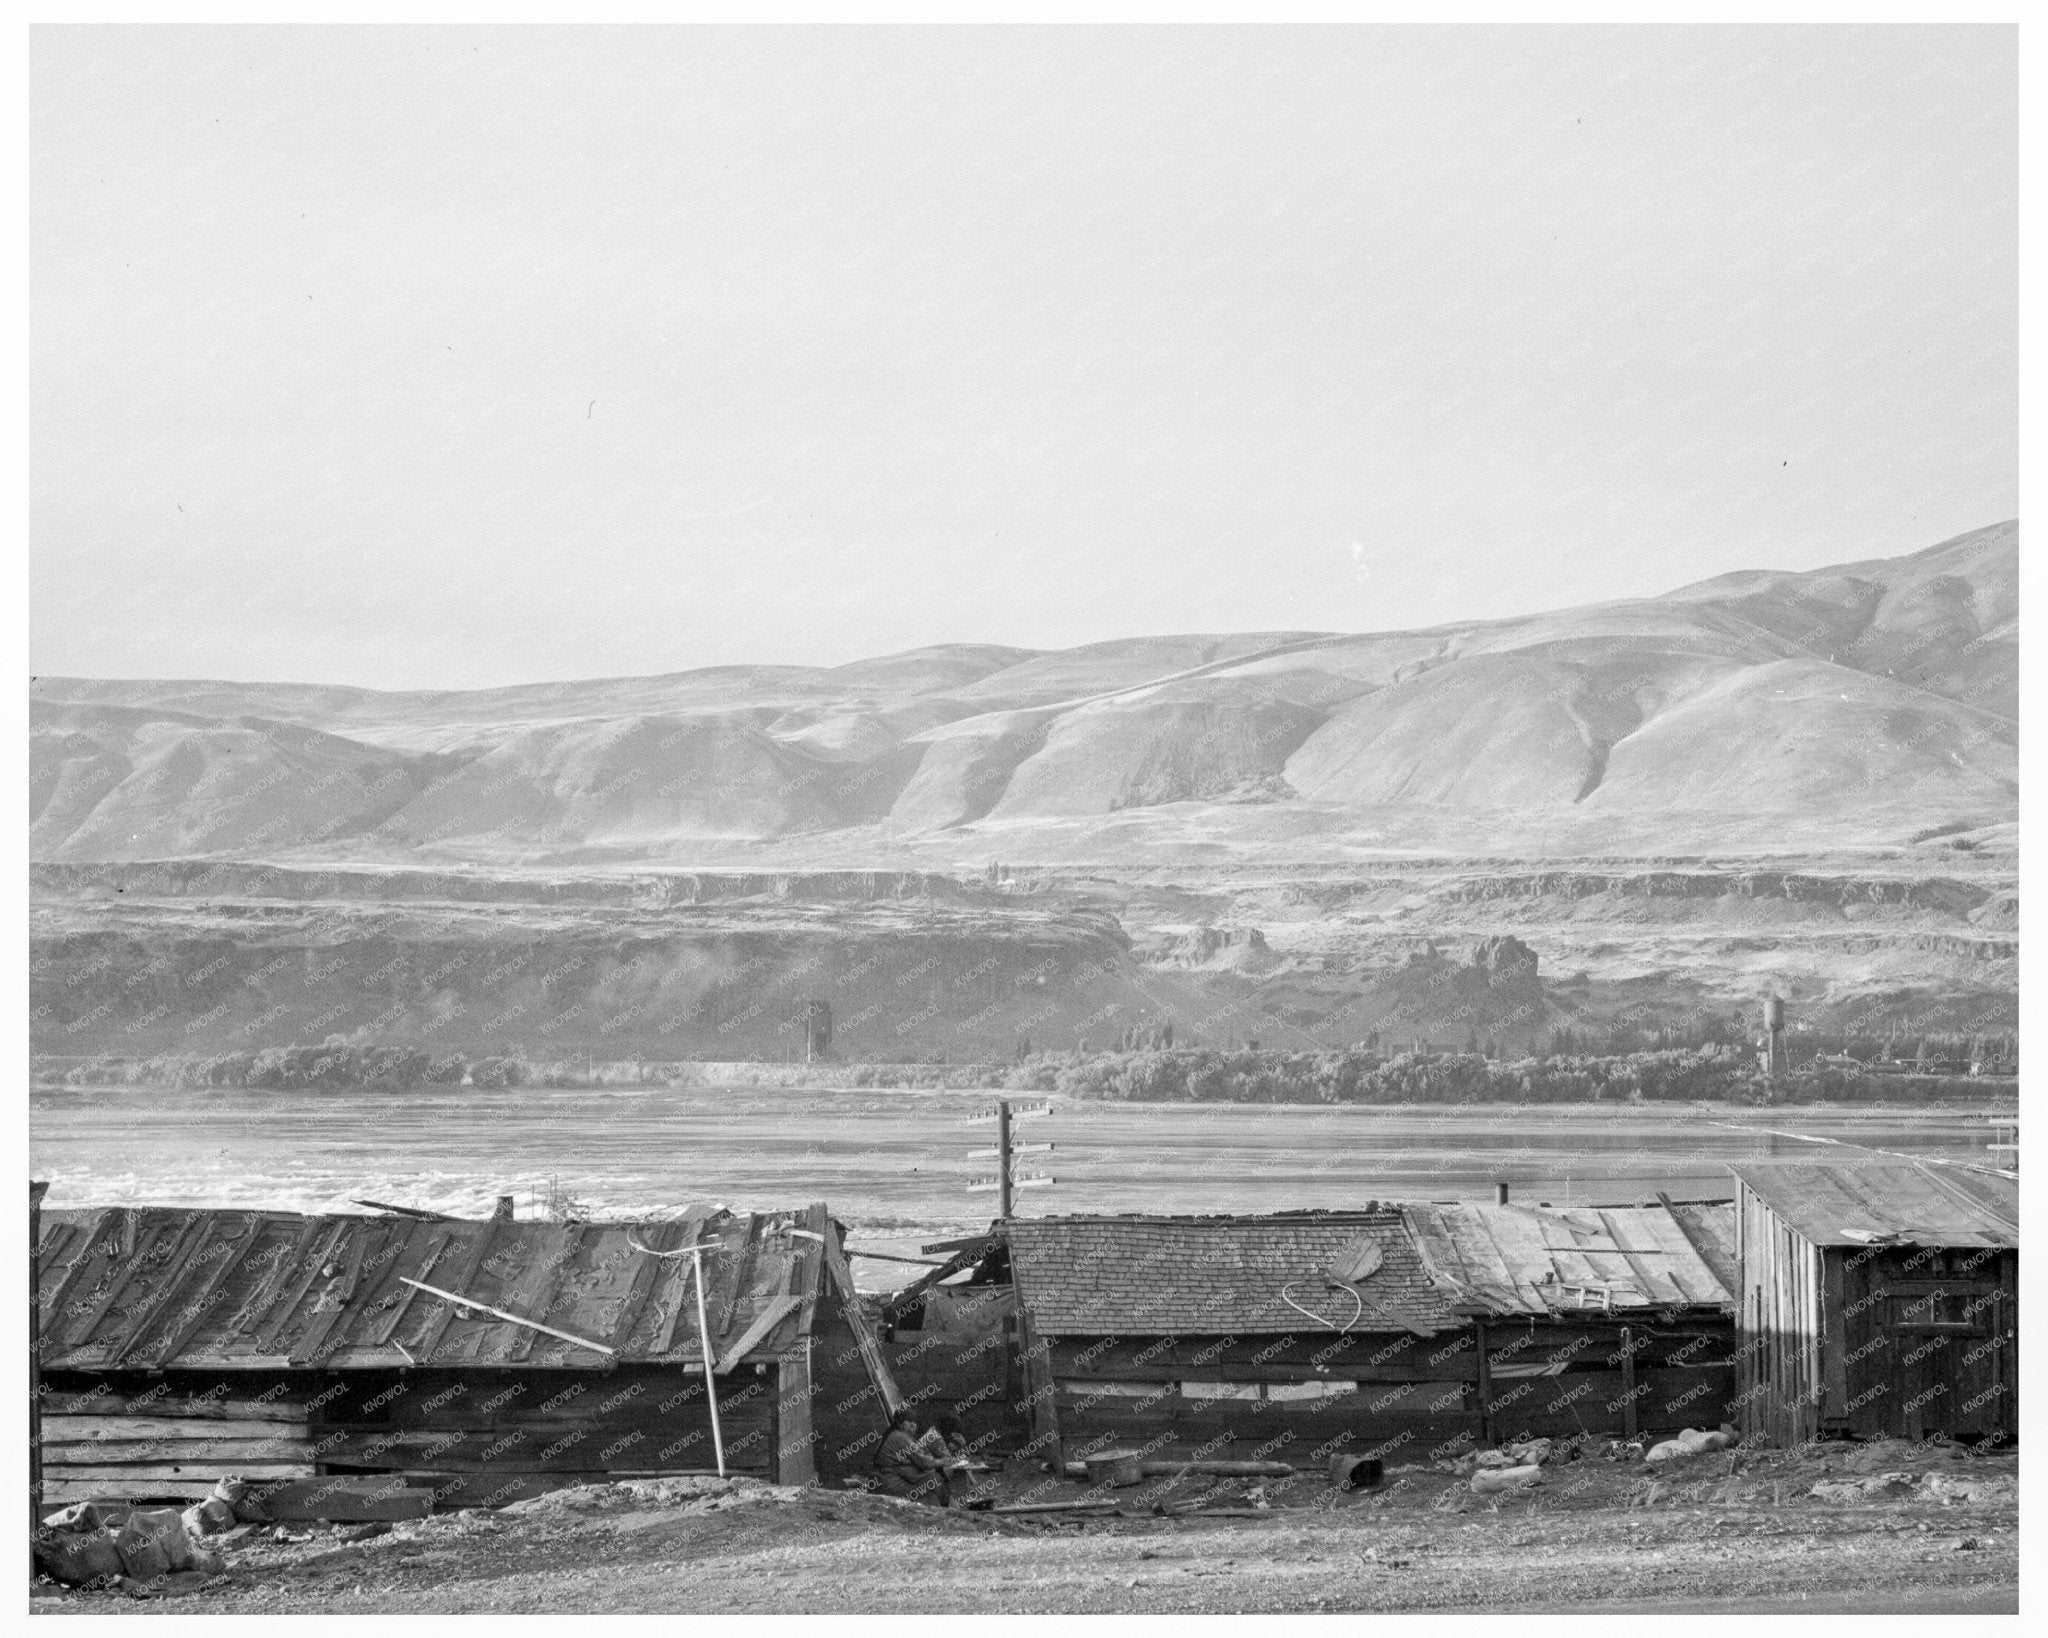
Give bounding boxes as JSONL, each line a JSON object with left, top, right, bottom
{"left": 29, "top": 522, "right": 2017, "bottom": 864}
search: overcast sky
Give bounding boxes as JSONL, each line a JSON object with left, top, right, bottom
{"left": 33, "top": 26, "right": 2015, "bottom": 691}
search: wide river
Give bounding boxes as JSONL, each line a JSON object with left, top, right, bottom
{"left": 30, "top": 1084, "right": 2013, "bottom": 1277}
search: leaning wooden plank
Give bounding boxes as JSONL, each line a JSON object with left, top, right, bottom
{"left": 37, "top": 1392, "right": 309, "bottom": 1422}
{"left": 879, "top": 1246, "right": 981, "bottom": 1321}
{"left": 824, "top": 1227, "right": 905, "bottom": 1418}
{"left": 398, "top": 1277, "right": 615, "bottom": 1357}
{"left": 713, "top": 1295, "right": 802, "bottom": 1375}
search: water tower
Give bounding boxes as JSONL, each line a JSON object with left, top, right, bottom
{"left": 1762, "top": 995, "right": 1786, "bottom": 1075}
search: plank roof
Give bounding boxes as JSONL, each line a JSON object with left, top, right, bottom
{"left": 1401, "top": 1201, "right": 1738, "bottom": 1315}
{"left": 1730, "top": 1163, "right": 2019, "bottom": 1249}
{"left": 35, "top": 1203, "right": 829, "bottom": 1373}
{"left": 1003, "top": 1211, "right": 1459, "bottom": 1337}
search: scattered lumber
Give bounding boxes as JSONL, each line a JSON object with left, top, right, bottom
{"left": 991, "top": 1500, "right": 1121, "bottom": 1516}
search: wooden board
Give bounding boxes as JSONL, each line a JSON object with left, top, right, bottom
{"left": 43, "top": 1414, "right": 311, "bottom": 1442}
{"left": 37, "top": 1392, "right": 310, "bottom": 1422}
{"left": 47, "top": 1460, "right": 315, "bottom": 1480}
{"left": 771, "top": 1349, "right": 816, "bottom": 1488}
{"left": 824, "top": 1229, "right": 905, "bottom": 1418}
{"left": 715, "top": 1296, "right": 802, "bottom": 1375}
{"left": 42, "top": 1479, "right": 224, "bottom": 1505}
{"left": 242, "top": 1479, "right": 434, "bottom": 1523}
{"left": 47, "top": 1438, "right": 314, "bottom": 1463}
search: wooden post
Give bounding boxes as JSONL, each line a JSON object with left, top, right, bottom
{"left": 997, "top": 1100, "right": 1014, "bottom": 1219}
{"left": 31, "top": 1180, "right": 48, "bottom": 1540}
{"left": 684, "top": 1244, "right": 726, "bottom": 1476}
{"left": 1016, "top": 1302, "right": 1060, "bottom": 1468}
{"left": 1620, "top": 1324, "right": 1638, "bottom": 1438}
{"left": 1472, "top": 1318, "right": 1493, "bottom": 1448}
{"left": 770, "top": 1345, "right": 817, "bottom": 1487}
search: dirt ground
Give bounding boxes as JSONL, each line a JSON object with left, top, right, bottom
{"left": 31, "top": 1438, "right": 2017, "bottom": 1616}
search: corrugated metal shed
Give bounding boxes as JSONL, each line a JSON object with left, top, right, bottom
{"left": 36, "top": 1203, "right": 829, "bottom": 1373}
{"left": 1401, "top": 1201, "right": 1737, "bottom": 1315}
{"left": 1728, "top": 1163, "right": 2018, "bottom": 1249}
{"left": 1004, "top": 1211, "right": 1458, "bottom": 1337}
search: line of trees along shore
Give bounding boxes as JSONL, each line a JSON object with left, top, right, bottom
{"left": 32, "top": 1042, "right": 2011, "bottom": 1106}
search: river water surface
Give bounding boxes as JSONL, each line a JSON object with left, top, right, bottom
{"left": 30, "top": 1084, "right": 2012, "bottom": 1274}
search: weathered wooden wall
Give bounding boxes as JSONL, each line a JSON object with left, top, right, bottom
{"left": 1736, "top": 1184, "right": 1823, "bottom": 1447}
{"left": 807, "top": 1284, "right": 1014, "bottom": 1485}
{"left": 41, "top": 1362, "right": 785, "bottom": 1508}
{"left": 1736, "top": 1181, "right": 2018, "bottom": 1446}
{"left": 1042, "top": 1320, "right": 1737, "bottom": 1467}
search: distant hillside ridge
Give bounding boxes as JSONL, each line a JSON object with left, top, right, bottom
{"left": 30, "top": 521, "right": 2017, "bottom": 863}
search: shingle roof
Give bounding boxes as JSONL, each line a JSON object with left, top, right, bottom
{"left": 1730, "top": 1162, "right": 2019, "bottom": 1249}
{"left": 1004, "top": 1211, "right": 1459, "bottom": 1337}
{"left": 1402, "top": 1201, "right": 1737, "bottom": 1315}
{"left": 35, "top": 1203, "right": 829, "bottom": 1373}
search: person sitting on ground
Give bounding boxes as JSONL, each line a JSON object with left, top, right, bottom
{"left": 872, "top": 1408, "right": 950, "bottom": 1505}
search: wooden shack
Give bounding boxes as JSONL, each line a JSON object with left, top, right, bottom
{"left": 33, "top": 1200, "right": 902, "bottom": 1513}
{"left": 1730, "top": 1162, "right": 2018, "bottom": 1447}
{"left": 995, "top": 1201, "right": 1739, "bottom": 1473}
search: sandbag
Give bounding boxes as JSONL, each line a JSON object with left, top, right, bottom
{"left": 182, "top": 1497, "right": 238, "bottom": 1537}
{"left": 33, "top": 1529, "right": 126, "bottom": 1587}
{"left": 43, "top": 1500, "right": 134, "bottom": 1533}
{"left": 114, "top": 1507, "right": 196, "bottom": 1579}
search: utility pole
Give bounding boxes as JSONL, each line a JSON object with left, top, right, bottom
{"left": 968, "top": 1098, "right": 1055, "bottom": 1216}
{"left": 31, "top": 1180, "right": 48, "bottom": 1545}
{"left": 997, "top": 1100, "right": 1013, "bottom": 1218}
